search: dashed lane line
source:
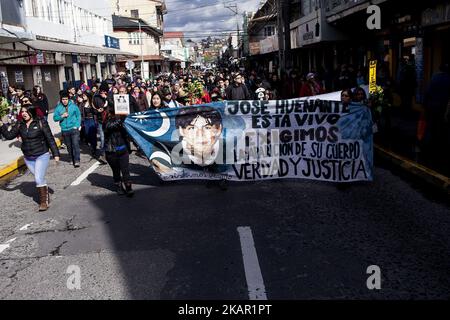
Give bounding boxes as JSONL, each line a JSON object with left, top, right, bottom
{"left": 19, "top": 223, "right": 33, "bottom": 231}
{"left": 0, "top": 238, "right": 17, "bottom": 254}
{"left": 70, "top": 161, "right": 101, "bottom": 186}
{"left": 237, "top": 226, "right": 268, "bottom": 300}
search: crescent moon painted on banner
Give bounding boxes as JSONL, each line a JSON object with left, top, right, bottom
{"left": 150, "top": 151, "right": 172, "bottom": 164}
{"left": 141, "top": 111, "right": 170, "bottom": 138}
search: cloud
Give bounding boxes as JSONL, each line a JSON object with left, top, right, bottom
{"left": 164, "top": 0, "right": 260, "bottom": 39}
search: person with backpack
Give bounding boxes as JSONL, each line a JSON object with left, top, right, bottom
{"left": 103, "top": 105, "right": 134, "bottom": 197}
{"left": 0, "top": 105, "right": 60, "bottom": 211}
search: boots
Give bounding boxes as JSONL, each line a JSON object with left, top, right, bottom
{"left": 37, "top": 186, "right": 49, "bottom": 211}
{"left": 124, "top": 182, "right": 134, "bottom": 197}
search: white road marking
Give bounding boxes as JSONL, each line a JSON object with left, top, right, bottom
{"left": 237, "top": 226, "right": 268, "bottom": 300}
{"left": 70, "top": 161, "right": 100, "bottom": 186}
{"left": 0, "top": 238, "right": 17, "bottom": 254}
{"left": 19, "top": 223, "right": 33, "bottom": 231}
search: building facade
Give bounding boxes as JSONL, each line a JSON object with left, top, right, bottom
{"left": 110, "top": 0, "right": 167, "bottom": 78}
{"left": 0, "top": 0, "right": 34, "bottom": 95}
{"left": 161, "top": 32, "right": 187, "bottom": 70}
{"left": 246, "top": 0, "right": 279, "bottom": 74}
{"left": 0, "top": 0, "right": 134, "bottom": 109}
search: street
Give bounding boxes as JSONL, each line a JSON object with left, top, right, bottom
{"left": 1, "top": 146, "right": 449, "bottom": 299}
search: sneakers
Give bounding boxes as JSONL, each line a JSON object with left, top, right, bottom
{"left": 74, "top": 162, "right": 80, "bottom": 168}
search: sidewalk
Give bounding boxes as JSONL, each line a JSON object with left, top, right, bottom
{"left": 0, "top": 114, "right": 61, "bottom": 178}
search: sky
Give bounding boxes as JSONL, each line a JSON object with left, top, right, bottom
{"left": 164, "top": 0, "right": 261, "bottom": 40}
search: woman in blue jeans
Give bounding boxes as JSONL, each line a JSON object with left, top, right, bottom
{"left": 0, "top": 105, "right": 60, "bottom": 211}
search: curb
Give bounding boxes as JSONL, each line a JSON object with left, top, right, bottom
{"left": 375, "top": 144, "right": 450, "bottom": 195}
{"left": 0, "top": 137, "right": 62, "bottom": 179}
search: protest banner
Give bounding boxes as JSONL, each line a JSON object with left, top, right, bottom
{"left": 114, "top": 94, "right": 130, "bottom": 115}
{"left": 124, "top": 94, "right": 373, "bottom": 183}
{"left": 369, "top": 60, "right": 377, "bottom": 94}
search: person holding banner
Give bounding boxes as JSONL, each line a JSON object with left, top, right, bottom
{"left": 340, "top": 88, "right": 353, "bottom": 106}
{"left": 353, "top": 87, "right": 367, "bottom": 104}
{"left": 103, "top": 106, "right": 134, "bottom": 197}
{"left": 337, "top": 88, "right": 362, "bottom": 190}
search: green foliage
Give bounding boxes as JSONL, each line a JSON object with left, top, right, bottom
{"left": 0, "top": 97, "right": 10, "bottom": 118}
{"left": 369, "top": 85, "right": 391, "bottom": 115}
{"left": 185, "top": 80, "right": 204, "bottom": 99}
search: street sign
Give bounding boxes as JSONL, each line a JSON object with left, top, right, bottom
{"left": 369, "top": 60, "right": 377, "bottom": 94}
{"left": 125, "top": 60, "right": 135, "bottom": 70}
{"left": 104, "top": 35, "right": 120, "bottom": 49}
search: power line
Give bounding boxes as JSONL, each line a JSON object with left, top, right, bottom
{"left": 27, "top": 1, "right": 233, "bottom": 15}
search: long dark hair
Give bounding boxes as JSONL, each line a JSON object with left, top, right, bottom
{"left": 32, "top": 86, "right": 42, "bottom": 98}
{"left": 20, "top": 105, "right": 38, "bottom": 122}
{"left": 150, "top": 92, "right": 164, "bottom": 109}
{"left": 82, "top": 91, "right": 94, "bottom": 107}
{"left": 353, "top": 87, "right": 367, "bottom": 102}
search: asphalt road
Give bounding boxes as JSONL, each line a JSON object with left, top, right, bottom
{"left": 0, "top": 144, "right": 449, "bottom": 300}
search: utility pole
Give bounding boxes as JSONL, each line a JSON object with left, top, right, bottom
{"left": 224, "top": 2, "right": 239, "bottom": 60}
{"left": 138, "top": 19, "right": 144, "bottom": 79}
{"left": 276, "top": 0, "right": 291, "bottom": 76}
{"left": 277, "top": 0, "right": 284, "bottom": 76}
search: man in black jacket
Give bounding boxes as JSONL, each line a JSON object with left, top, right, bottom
{"left": 225, "top": 73, "right": 251, "bottom": 100}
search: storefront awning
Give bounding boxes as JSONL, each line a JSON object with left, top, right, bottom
{"left": 0, "top": 27, "right": 34, "bottom": 44}
{"left": 117, "top": 55, "right": 166, "bottom": 62}
{"left": 20, "top": 39, "right": 137, "bottom": 57}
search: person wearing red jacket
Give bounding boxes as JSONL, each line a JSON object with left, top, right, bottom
{"left": 300, "top": 73, "right": 324, "bottom": 97}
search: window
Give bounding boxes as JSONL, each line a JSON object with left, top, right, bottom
{"left": 129, "top": 32, "right": 141, "bottom": 45}
{"left": 264, "top": 26, "right": 275, "bottom": 37}
{"left": 301, "top": 0, "right": 317, "bottom": 16}
{"left": 130, "top": 9, "right": 139, "bottom": 19}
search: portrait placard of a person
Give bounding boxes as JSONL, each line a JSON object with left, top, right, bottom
{"left": 176, "top": 106, "right": 223, "bottom": 166}
{"left": 150, "top": 106, "right": 229, "bottom": 176}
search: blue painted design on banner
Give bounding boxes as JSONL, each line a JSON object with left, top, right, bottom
{"left": 337, "top": 102, "right": 374, "bottom": 181}
{"left": 124, "top": 98, "right": 374, "bottom": 182}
